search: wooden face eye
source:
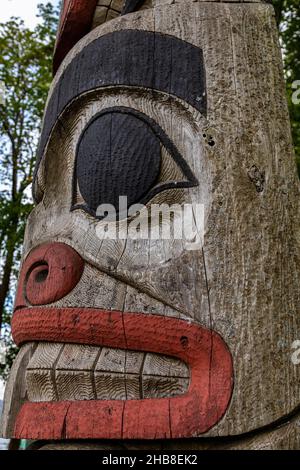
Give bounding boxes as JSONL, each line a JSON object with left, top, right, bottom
{"left": 76, "top": 110, "right": 161, "bottom": 214}
{"left": 74, "top": 107, "right": 198, "bottom": 219}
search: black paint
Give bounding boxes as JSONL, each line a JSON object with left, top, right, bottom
{"left": 34, "top": 30, "right": 206, "bottom": 192}
{"left": 73, "top": 107, "right": 199, "bottom": 218}
{"left": 76, "top": 110, "right": 161, "bottom": 214}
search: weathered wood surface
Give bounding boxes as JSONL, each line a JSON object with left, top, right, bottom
{"left": 31, "top": 410, "right": 300, "bottom": 450}
{"left": 0, "top": 344, "right": 36, "bottom": 437}
{"left": 27, "top": 0, "right": 300, "bottom": 438}
{"left": 26, "top": 342, "right": 189, "bottom": 402}
{"left": 25, "top": 407, "right": 300, "bottom": 450}
{"left": 1, "top": 0, "right": 300, "bottom": 449}
{"left": 92, "top": 0, "right": 125, "bottom": 30}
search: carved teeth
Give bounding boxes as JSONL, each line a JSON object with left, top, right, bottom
{"left": 26, "top": 343, "right": 190, "bottom": 402}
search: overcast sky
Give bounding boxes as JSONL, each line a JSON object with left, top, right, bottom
{"left": 1, "top": 0, "right": 60, "bottom": 28}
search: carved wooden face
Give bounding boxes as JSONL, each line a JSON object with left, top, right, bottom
{"left": 6, "top": 23, "right": 233, "bottom": 439}
{"left": 5, "top": 0, "right": 298, "bottom": 445}
{"left": 0, "top": 4, "right": 229, "bottom": 437}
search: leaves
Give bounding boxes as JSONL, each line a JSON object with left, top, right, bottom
{"left": 273, "top": 0, "right": 300, "bottom": 174}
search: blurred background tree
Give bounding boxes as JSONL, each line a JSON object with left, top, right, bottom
{"left": 0, "top": 2, "right": 59, "bottom": 379}
{"left": 0, "top": 1, "right": 299, "bottom": 381}
{"left": 273, "top": 0, "right": 300, "bottom": 173}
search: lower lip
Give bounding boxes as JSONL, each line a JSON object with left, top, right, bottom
{"left": 12, "top": 308, "right": 233, "bottom": 440}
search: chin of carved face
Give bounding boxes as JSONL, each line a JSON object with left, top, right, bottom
{"left": 9, "top": 242, "right": 233, "bottom": 440}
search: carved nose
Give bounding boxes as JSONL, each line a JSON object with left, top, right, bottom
{"left": 15, "top": 243, "right": 84, "bottom": 308}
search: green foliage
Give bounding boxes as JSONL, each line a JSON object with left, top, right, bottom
{"left": 273, "top": 0, "right": 300, "bottom": 174}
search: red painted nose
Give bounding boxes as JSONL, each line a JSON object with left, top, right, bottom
{"left": 15, "top": 243, "right": 84, "bottom": 309}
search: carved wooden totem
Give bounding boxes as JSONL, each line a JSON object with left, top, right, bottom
{"left": 1, "top": 0, "right": 300, "bottom": 450}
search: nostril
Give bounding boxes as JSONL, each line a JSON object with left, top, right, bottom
{"left": 25, "top": 262, "right": 50, "bottom": 304}
{"left": 26, "top": 262, "right": 49, "bottom": 284}
{"left": 35, "top": 267, "right": 49, "bottom": 284}
{"left": 21, "top": 243, "right": 84, "bottom": 306}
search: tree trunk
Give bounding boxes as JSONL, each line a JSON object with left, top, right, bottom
{"left": 0, "top": 229, "right": 16, "bottom": 331}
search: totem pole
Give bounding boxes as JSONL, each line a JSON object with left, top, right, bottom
{"left": 1, "top": 0, "right": 300, "bottom": 450}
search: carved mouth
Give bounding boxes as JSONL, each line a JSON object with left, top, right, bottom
{"left": 6, "top": 243, "right": 233, "bottom": 440}
{"left": 11, "top": 307, "right": 233, "bottom": 440}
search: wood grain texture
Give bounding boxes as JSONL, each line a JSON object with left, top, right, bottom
{"left": 94, "top": 372, "right": 127, "bottom": 400}
{"left": 55, "top": 344, "right": 100, "bottom": 400}
{"left": 106, "top": 8, "right": 120, "bottom": 22}
{"left": 143, "top": 352, "right": 189, "bottom": 378}
{"left": 30, "top": 87, "right": 211, "bottom": 322}
{"left": 92, "top": 7, "right": 109, "bottom": 29}
{"left": 56, "top": 344, "right": 100, "bottom": 370}
{"left": 92, "top": 0, "right": 153, "bottom": 28}
{"left": 0, "top": 343, "right": 36, "bottom": 438}
{"left": 56, "top": 371, "right": 95, "bottom": 401}
{"left": 49, "top": 263, "right": 128, "bottom": 311}
{"left": 26, "top": 370, "right": 57, "bottom": 402}
{"left": 96, "top": 347, "right": 127, "bottom": 373}
{"left": 26, "top": 342, "right": 63, "bottom": 369}
{"left": 142, "top": 376, "right": 189, "bottom": 399}
{"left": 25, "top": 343, "right": 190, "bottom": 403}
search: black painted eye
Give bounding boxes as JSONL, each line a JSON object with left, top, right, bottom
{"left": 73, "top": 107, "right": 198, "bottom": 219}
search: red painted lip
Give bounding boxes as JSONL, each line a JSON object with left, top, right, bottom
{"left": 12, "top": 307, "right": 233, "bottom": 440}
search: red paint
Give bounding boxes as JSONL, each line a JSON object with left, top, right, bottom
{"left": 53, "top": 0, "right": 98, "bottom": 74}
{"left": 13, "top": 308, "right": 126, "bottom": 349}
{"left": 65, "top": 401, "right": 125, "bottom": 440}
{"left": 15, "top": 402, "right": 71, "bottom": 440}
{"left": 12, "top": 307, "right": 233, "bottom": 440}
{"left": 15, "top": 243, "right": 84, "bottom": 308}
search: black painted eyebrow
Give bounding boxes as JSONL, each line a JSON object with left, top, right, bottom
{"left": 34, "top": 30, "right": 206, "bottom": 190}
